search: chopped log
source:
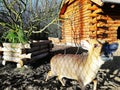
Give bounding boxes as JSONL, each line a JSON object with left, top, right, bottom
{"left": 82, "top": 4, "right": 91, "bottom": 10}
{"left": 89, "top": 13, "right": 98, "bottom": 17}
{"left": 30, "top": 52, "right": 49, "bottom": 61}
{"left": 96, "top": 15, "right": 108, "bottom": 20}
{"left": 108, "top": 24, "right": 120, "bottom": 27}
{"left": 3, "top": 56, "right": 22, "bottom": 62}
{"left": 88, "top": 4, "right": 98, "bottom": 10}
{"left": 30, "top": 48, "right": 49, "bottom": 57}
{"left": 29, "top": 40, "right": 52, "bottom": 47}
{"left": 2, "top": 40, "right": 53, "bottom": 68}
{"left": 89, "top": 25, "right": 97, "bottom": 31}
{"left": 97, "top": 23, "right": 108, "bottom": 27}
{"left": 90, "top": 18, "right": 97, "bottom": 24}
{"left": 3, "top": 52, "right": 31, "bottom": 59}
{"left": 3, "top": 51, "right": 50, "bottom": 62}
{"left": 92, "top": 9, "right": 103, "bottom": 14}
{"left": 91, "top": 0, "right": 103, "bottom": 6}
{"left": 25, "top": 45, "right": 49, "bottom": 53}
{"left": 2, "top": 47, "right": 23, "bottom": 53}
{"left": 3, "top": 43, "right": 30, "bottom": 48}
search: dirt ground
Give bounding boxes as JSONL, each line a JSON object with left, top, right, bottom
{"left": 0, "top": 46, "right": 120, "bottom": 90}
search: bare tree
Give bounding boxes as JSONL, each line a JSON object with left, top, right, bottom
{"left": 0, "top": 0, "right": 63, "bottom": 40}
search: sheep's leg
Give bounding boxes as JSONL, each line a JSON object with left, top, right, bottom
{"left": 17, "top": 60, "right": 23, "bottom": 68}
{"left": 93, "top": 79, "right": 97, "bottom": 90}
{"left": 2, "top": 60, "right": 6, "bottom": 66}
{"left": 81, "top": 86, "right": 86, "bottom": 90}
{"left": 46, "top": 71, "right": 54, "bottom": 81}
{"left": 78, "top": 80, "right": 85, "bottom": 90}
{"left": 58, "top": 75, "right": 65, "bottom": 86}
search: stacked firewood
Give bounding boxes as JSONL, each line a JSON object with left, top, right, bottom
{"left": 1, "top": 40, "right": 53, "bottom": 68}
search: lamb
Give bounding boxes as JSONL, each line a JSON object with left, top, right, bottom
{"left": 46, "top": 39, "right": 118, "bottom": 90}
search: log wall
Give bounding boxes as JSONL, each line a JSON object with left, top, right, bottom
{"left": 62, "top": 0, "right": 82, "bottom": 45}
{"left": 60, "top": 0, "right": 120, "bottom": 45}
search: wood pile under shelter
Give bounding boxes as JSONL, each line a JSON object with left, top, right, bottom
{"left": 0, "top": 40, "right": 53, "bottom": 68}
{"left": 59, "top": 0, "right": 120, "bottom": 46}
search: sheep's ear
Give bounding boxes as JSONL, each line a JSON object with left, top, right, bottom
{"left": 109, "top": 43, "right": 119, "bottom": 52}
{"left": 80, "top": 40, "right": 90, "bottom": 50}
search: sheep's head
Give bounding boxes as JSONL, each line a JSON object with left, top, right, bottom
{"left": 100, "top": 41, "right": 118, "bottom": 61}
{"left": 80, "top": 39, "right": 119, "bottom": 61}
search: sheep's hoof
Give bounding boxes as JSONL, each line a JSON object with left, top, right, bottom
{"left": 2, "top": 60, "right": 6, "bottom": 66}
{"left": 17, "top": 60, "right": 24, "bottom": 68}
{"left": 17, "top": 63, "right": 22, "bottom": 68}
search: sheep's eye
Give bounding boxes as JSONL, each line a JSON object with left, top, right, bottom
{"left": 94, "top": 44, "right": 98, "bottom": 48}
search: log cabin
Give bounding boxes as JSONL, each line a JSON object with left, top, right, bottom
{"left": 59, "top": 0, "right": 120, "bottom": 46}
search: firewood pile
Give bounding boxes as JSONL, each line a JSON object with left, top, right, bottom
{"left": 0, "top": 40, "right": 53, "bottom": 68}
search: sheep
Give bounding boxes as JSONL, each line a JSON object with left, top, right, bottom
{"left": 46, "top": 39, "right": 118, "bottom": 90}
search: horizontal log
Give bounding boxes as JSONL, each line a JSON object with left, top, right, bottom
{"left": 97, "top": 23, "right": 108, "bottom": 27}
{"left": 97, "top": 31, "right": 108, "bottom": 34}
{"left": 3, "top": 52, "right": 31, "bottom": 59}
{"left": 3, "top": 51, "right": 50, "bottom": 63}
{"left": 89, "top": 25, "right": 97, "bottom": 30}
{"left": 3, "top": 56, "right": 22, "bottom": 62}
{"left": 82, "top": 4, "right": 91, "bottom": 10}
{"left": 82, "top": 18, "right": 92, "bottom": 23}
{"left": 2, "top": 47, "right": 23, "bottom": 53}
{"left": 104, "top": 38, "right": 113, "bottom": 42}
{"left": 82, "top": 9, "right": 91, "bottom": 13}
{"left": 91, "top": 0, "right": 103, "bottom": 6}
{"left": 107, "top": 20, "right": 120, "bottom": 24}
{"left": 96, "top": 15, "right": 108, "bottom": 20}
{"left": 89, "top": 13, "right": 98, "bottom": 17}
{"left": 3, "top": 43, "right": 30, "bottom": 48}
{"left": 29, "top": 40, "right": 52, "bottom": 47}
{"left": 108, "top": 24, "right": 120, "bottom": 27}
{"left": 81, "top": 35, "right": 89, "bottom": 38}
{"left": 90, "top": 18, "right": 97, "bottom": 24}
{"left": 89, "top": 34, "right": 97, "bottom": 37}
{"left": 31, "top": 49, "right": 49, "bottom": 57}
{"left": 83, "top": 16, "right": 91, "bottom": 20}
{"left": 30, "top": 52, "right": 49, "bottom": 61}
{"left": 88, "top": 4, "right": 99, "bottom": 10}
{"left": 92, "top": 9, "right": 103, "bottom": 14}
{"left": 2, "top": 46, "right": 51, "bottom": 54}
{"left": 24, "top": 43, "right": 53, "bottom": 53}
